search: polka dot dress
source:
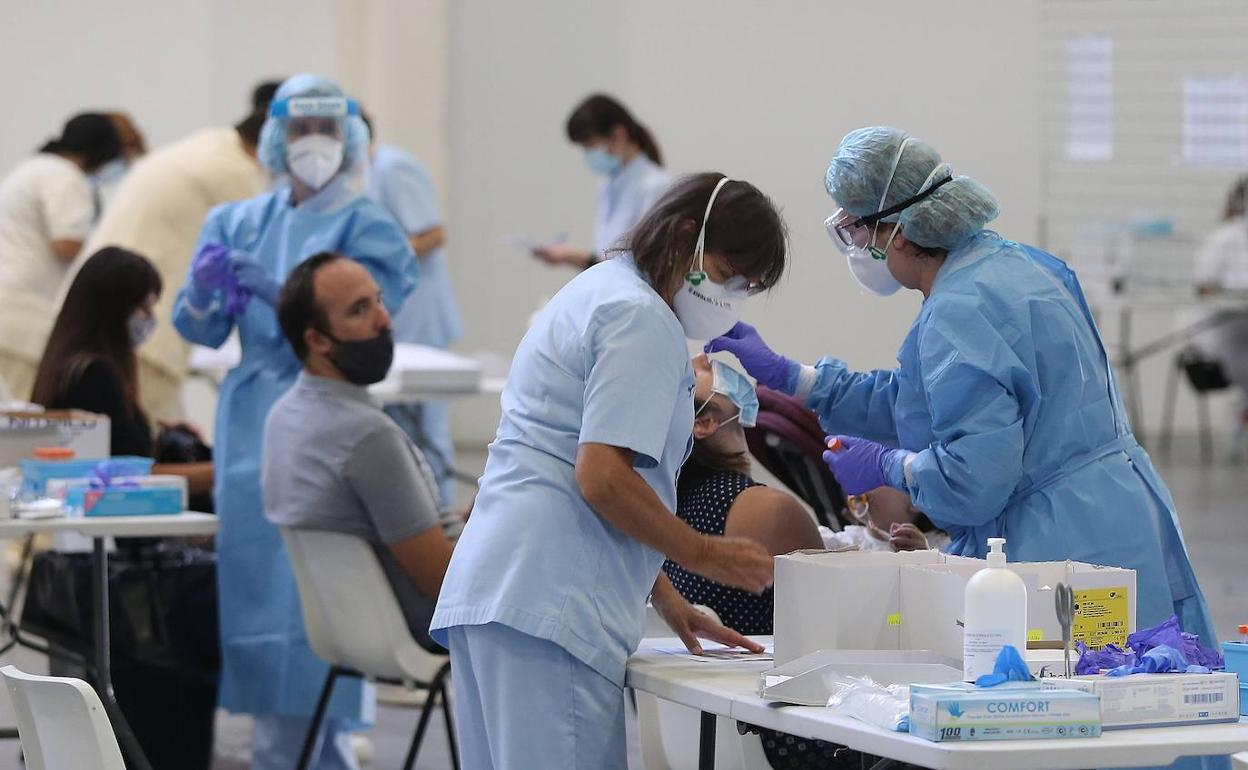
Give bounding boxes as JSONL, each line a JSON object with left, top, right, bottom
{"left": 664, "top": 469, "right": 772, "bottom": 636}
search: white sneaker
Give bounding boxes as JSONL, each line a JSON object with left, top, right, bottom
{"left": 349, "top": 734, "right": 374, "bottom": 767}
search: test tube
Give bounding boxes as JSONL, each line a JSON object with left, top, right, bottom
{"left": 1239, "top": 624, "right": 1247, "bottom": 642}
{"left": 826, "top": 437, "right": 843, "bottom": 452}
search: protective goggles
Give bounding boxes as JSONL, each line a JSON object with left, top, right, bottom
{"left": 268, "top": 96, "right": 361, "bottom": 119}
{"left": 824, "top": 174, "right": 954, "bottom": 259}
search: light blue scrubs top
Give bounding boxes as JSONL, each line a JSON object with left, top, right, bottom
{"left": 593, "top": 155, "right": 671, "bottom": 255}
{"left": 790, "top": 232, "right": 1215, "bottom": 645}
{"left": 368, "top": 144, "right": 461, "bottom": 349}
{"left": 431, "top": 254, "right": 695, "bottom": 683}
{"left": 173, "top": 187, "right": 417, "bottom": 720}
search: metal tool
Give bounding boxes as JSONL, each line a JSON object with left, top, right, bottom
{"left": 1056, "top": 582, "right": 1075, "bottom": 678}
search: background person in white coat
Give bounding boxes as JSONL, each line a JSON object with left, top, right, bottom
{"left": 0, "top": 112, "right": 121, "bottom": 400}
{"left": 1194, "top": 176, "right": 1248, "bottom": 458}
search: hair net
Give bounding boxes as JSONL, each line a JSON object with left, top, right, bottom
{"left": 257, "top": 73, "right": 371, "bottom": 174}
{"left": 824, "top": 126, "right": 1000, "bottom": 250}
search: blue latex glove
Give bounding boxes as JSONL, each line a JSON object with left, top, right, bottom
{"left": 704, "top": 321, "right": 796, "bottom": 391}
{"left": 822, "top": 435, "right": 911, "bottom": 495}
{"left": 187, "top": 243, "right": 231, "bottom": 307}
{"left": 975, "top": 645, "right": 1034, "bottom": 687}
{"left": 229, "top": 254, "right": 281, "bottom": 307}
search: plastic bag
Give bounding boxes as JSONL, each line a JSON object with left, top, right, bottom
{"left": 826, "top": 675, "right": 910, "bottom": 732}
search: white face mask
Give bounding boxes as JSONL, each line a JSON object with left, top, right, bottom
{"left": 673, "top": 177, "right": 752, "bottom": 340}
{"left": 287, "top": 134, "right": 344, "bottom": 190}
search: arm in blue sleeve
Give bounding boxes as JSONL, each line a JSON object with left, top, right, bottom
{"left": 904, "top": 305, "right": 1025, "bottom": 528}
{"left": 172, "top": 209, "right": 235, "bottom": 348}
{"left": 379, "top": 158, "right": 442, "bottom": 235}
{"left": 346, "top": 209, "right": 419, "bottom": 315}
{"left": 793, "top": 357, "right": 902, "bottom": 445}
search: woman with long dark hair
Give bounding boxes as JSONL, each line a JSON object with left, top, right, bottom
{"left": 31, "top": 246, "right": 212, "bottom": 494}
{"left": 532, "top": 93, "right": 672, "bottom": 270}
{"left": 0, "top": 113, "right": 121, "bottom": 399}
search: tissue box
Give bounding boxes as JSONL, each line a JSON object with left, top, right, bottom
{"left": 772, "top": 550, "right": 981, "bottom": 664}
{"left": 0, "top": 410, "right": 110, "bottom": 468}
{"left": 48, "top": 475, "right": 186, "bottom": 517}
{"left": 1043, "top": 673, "right": 1240, "bottom": 729}
{"left": 909, "top": 681, "right": 1101, "bottom": 742}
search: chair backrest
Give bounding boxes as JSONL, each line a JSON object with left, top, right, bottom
{"left": 280, "top": 527, "right": 445, "bottom": 683}
{"left": 744, "top": 386, "right": 848, "bottom": 528}
{"left": 0, "top": 665, "right": 125, "bottom": 770}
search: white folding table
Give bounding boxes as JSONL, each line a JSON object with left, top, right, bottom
{"left": 627, "top": 638, "right": 1248, "bottom": 770}
{"left": 0, "top": 513, "right": 218, "bottom": 770}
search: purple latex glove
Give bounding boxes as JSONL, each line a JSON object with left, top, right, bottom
{"left": 704, "top": 321, "right": 795, "bottom": 391}
{"left": 1075, "top": 642, "right": 1134, "bottom": 675}
{"left": 229, "top": 254, "right": 281, "bottom": 307}
{"left": 822, "top": 435, "right": 909, "bottom": 496}
{"left": 1126, "top": 614, "right": 1224, "bottom": 669}
{"left": 191, "top": 243, "right": 232, "bottom": 290}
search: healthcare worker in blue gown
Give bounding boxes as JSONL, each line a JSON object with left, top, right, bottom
{"left": 709, "top": 127, "right": 1216, "bottom": 652}
{"left": 173, "top": 74, "right": 417, "bottom": 770}
{"left": 432, "top": 175, "right": 784, "bottom": 769}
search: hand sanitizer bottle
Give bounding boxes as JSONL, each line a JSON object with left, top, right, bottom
{"left": 963, "top": 537, "right": 1027, "bottom": 682}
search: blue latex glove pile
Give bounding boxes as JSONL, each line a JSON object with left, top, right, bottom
{"left": 1075, "top": 614, "right": 1224, "bottom": 675}
{"left": 1106, "top": 645, "right": 1211, "bottom": 677}
{"left": 974, "top": 645, "right": 1034, "bottom": 687}
{"left": 822, "top": 435, "right": 911, "bottom": 495}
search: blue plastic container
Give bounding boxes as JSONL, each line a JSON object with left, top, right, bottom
{"left": 1223, "top": 641, "right": 1248, "bottom": 716}
{"left": 19, "top": 456, "right": 153, "bottom": 496}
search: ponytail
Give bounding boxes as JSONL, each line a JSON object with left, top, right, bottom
{"left": 566, "top": 93, "right": 664, "bottom": 167}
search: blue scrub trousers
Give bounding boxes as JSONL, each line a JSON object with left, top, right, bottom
{"left": 252, "top": 714, "right": 358, "bottom": 770}
{"left": 446, "top": 623, "right": 627, "bottom": 770}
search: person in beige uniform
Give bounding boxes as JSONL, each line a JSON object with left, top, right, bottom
{"left": 58, "top": 110, "right": 267, "bottom": 421}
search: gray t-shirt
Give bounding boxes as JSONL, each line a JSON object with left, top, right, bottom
{"left": 262, "top": 372, "right": 452, "bottom": 645}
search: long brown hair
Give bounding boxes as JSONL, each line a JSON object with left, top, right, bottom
{"left": 31, "top": 247, "right": 162, "bottom": 416}
{"left": 621, "top": 173, "right": 788, "bottom": 298}
{"left": 566, "top": 94, "right": 663, "bottom": 166}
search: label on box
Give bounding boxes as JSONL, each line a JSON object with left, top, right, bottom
{"left": 1073, "top": 586, "right": 1129, "bottom": 648}
{"left": 964, "top": 629, "right": 1009, "bottom": 681}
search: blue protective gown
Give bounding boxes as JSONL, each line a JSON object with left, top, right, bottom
{"left": 173, "top": 187, "right": 417, "bottom": 720}
{"left": 793, "top": 232, "right": 1215, "bottom": 644}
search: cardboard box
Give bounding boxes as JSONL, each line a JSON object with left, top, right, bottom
{"left": 772, "top": 550, "right": 980, "bottom": 664}
{"left": 900, "top": 561, "right": 1137, "bottom": 660}
{"left": 0, "top": 410, "right": 110, "bottom": 468}
{"left": 1042, "top": 673, "right": 1240, "bottom": 729}
{"left": 775, "top": 549, "right": 1136, "bottom": 666}
{"left": 909, "top": 681, "right": 1101, "bottom": 742}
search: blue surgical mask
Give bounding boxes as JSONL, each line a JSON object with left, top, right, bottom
{"left": 696, "top": 359, "right": 760, "bottom": 428}
{"left": 92, "top": 158, "right": 129, "bottom": 186}
{"left": 584, "top": 147, "right": 621, "bottom": 176}
{"left": 128, "top": 314, "right": 156, "bottom": 347}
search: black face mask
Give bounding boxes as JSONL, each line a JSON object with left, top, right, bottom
{"left": 321, "top": 327, "right": 394, "bottom": 385}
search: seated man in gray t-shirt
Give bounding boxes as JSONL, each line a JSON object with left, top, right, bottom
{"left": 262, "top": 251, "right": 458, "bottom": 648}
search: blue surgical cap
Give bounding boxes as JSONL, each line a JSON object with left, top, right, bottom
{"left": 825, "top": 126, "right": 1000, "bottom": 251}
{"left": 257, "top": 73, "right": 371, "bottom": 174}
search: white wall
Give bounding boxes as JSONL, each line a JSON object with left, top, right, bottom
{"left": 0, "top": 0, "right": 448, "bottom": 200}
{"left": 445, "top": 0, "right": 1041, "bottom": 442}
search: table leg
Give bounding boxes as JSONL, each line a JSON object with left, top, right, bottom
{"left": 92, "top": 537, "right": 153, "bottom": 770}
{"left": 698, "top": 710, "right": 716, "bottom": 770}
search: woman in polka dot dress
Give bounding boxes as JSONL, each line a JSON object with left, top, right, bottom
{"left": 665, "top": 355, "right": 932, "bottom": 770}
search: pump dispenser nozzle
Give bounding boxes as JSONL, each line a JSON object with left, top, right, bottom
{"left": 986, "top": 537, "right": 1007, "bottom": 567}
